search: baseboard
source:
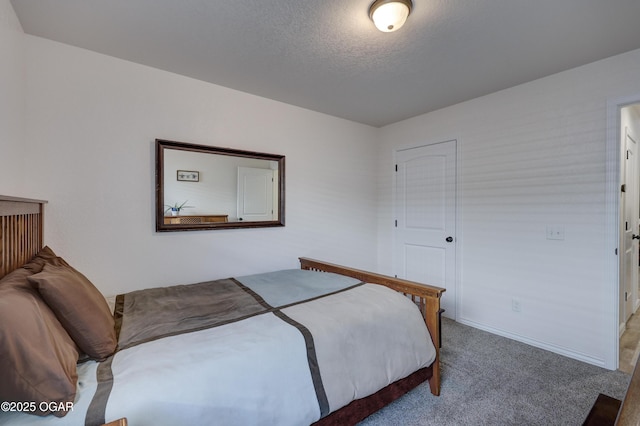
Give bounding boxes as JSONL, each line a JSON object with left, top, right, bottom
{"left": 620, "top": 321, "right": 627, "bottom": 338}
{"left": 457, "top": 317, "right": 608, "bottom": 369}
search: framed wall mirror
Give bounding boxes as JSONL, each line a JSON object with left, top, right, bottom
{"left": 156, "top": 139, "right": 285, "bottom": 232}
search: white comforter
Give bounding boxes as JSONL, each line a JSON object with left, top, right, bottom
{"left": 1, "top": 270, "right": 436, "bottom": 426}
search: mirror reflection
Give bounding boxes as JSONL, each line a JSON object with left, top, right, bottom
{"left": 156, "top": 139, "right": 285, "bottom": 231}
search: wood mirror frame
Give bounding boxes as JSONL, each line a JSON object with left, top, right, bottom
{"left": 155, "top": 139, "right": 285, "bottom": 232}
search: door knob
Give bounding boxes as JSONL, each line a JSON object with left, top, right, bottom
{"left": 633, "top": 234, "right": 640, "bottom": 240}
{"left": 446, "top": 236, "right": 454, "bottom": 243}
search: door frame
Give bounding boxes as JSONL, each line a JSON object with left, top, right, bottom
{"left": 605, "top": 93, "right": 640, "bottom": 370}
{"left": 621, "top": 126, "right": 639, "bottom": 327}
{"left": 392, "top": 138, "right": 461, "bottom": 320}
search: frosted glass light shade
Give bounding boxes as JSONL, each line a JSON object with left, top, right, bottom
{"left": 369, "top": 0, "right": 413, "bottom": 33}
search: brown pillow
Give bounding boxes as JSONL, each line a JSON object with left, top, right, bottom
{"left": 28, "top": 262, "right": 117, "bottom": 360}
{"left": 20, "top": 245, "right": 68, "bottom": 274}
{"left": 0, "top": 269, "right": 78, "bottom": 417}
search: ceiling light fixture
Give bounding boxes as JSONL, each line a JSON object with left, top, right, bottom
{"left": 369, "top": 0, "right": 413, "bottom": 33}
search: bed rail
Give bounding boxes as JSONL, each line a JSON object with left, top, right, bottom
{"left": 299, "top": 257, "right": 445, "bottom": 396}
{"left": 0, "top": 196, "right": 47, "bottom": 280}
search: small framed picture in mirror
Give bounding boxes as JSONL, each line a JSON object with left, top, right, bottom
{"left": 177, "top": 170, "right": 199, "bottom": 182}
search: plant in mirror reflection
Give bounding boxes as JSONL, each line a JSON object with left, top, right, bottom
{"left": 164, "top": 200, "right": 192, "bottom": 215}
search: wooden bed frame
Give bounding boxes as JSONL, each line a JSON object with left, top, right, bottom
{"left": 0, "top": 196, "right": 46, "bottom": 279}
{"left": 0, "top": 195, "right": 446, "bottom": 424}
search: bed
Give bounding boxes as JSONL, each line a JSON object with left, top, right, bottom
{"left": 0, "top": 195, "right": 445, "bottom": 425}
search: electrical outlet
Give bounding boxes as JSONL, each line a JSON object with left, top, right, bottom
{"left": 546, "top": 225, "right": 565, "bottom": 240}
{"left": 511, "top": 298, "right": 522, "bottom": 313}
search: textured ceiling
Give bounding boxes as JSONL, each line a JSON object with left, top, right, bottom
{"left": 10, "top": 0, "right": 640, "bottom": 127}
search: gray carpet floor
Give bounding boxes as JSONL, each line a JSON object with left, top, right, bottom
{"left": 358, "top": 318, "right": 631, "bottom": 426}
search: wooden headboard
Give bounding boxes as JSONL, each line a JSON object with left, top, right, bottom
{"left": 0, "top": 195, "right": 47, "bottom": 280}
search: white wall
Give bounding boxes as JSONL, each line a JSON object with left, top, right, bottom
{"left": 0, "top": 0, "right": 25, "bottom": 195}
{"left": 21, "top": 35, "right": 379, "bottom": 296}
{"left": 377, "top": 48, "right": 640, "bottom": 368}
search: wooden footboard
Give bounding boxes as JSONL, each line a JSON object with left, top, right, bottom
{"left": 299, "top": 257, "right": 445, "bottom": 396}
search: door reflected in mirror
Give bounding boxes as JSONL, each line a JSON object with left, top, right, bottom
{"left": 156, "top": 139, "right": 285, "bottom": 231}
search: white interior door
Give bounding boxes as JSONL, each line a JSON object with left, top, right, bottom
{"left": 237, "top": 167, "right": 275, "bottom": 222}
{"left": 622, "top": 128, "right": 639, "bottom": 325}
{"left": 395, "top": 140, "right": 457, "bottom": 318}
